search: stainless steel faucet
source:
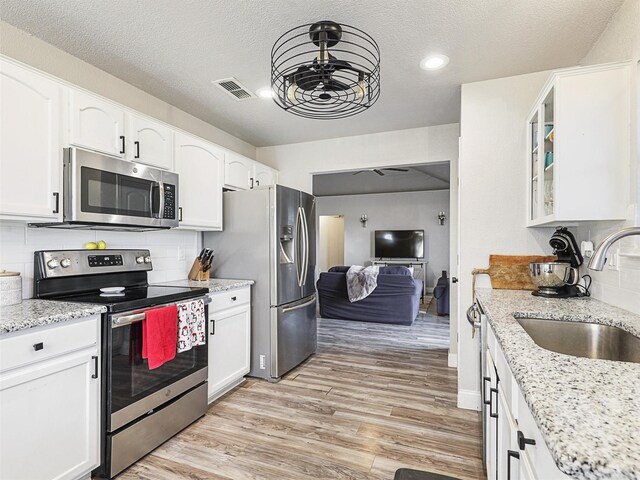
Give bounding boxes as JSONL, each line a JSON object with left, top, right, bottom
{"left": 588, "top": 227, "right": 640, "bottom": 271}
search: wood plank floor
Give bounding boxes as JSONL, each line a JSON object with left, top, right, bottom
{"left": 120, "top": 307, "right": 485, "bottom": 480}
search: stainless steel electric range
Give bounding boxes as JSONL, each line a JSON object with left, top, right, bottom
{"left": 34, "top": 249, "right": 209, "bottom": 478}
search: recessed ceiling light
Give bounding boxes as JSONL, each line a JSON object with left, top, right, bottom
{"left": 256, "top": 87, "right": 273, "bottom": 99}
{"left": 420, "top": 54, "right": 450, "bottom": 71}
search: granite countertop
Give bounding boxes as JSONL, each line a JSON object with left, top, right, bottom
{"left": 0, "top": 299, "right": 107, "bottom": 335}
{"left": 475, "top": 289, "right": 640, "bottom": 480}
{"left": 156, "top": 278, "right": 254, "bottom": 293}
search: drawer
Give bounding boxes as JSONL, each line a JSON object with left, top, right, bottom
{"left": 0, "top": 315, "right": 99, "bottom": 373}
{"left": 208, "top": 287, "right": 250, "bottom": 314}
{"left": 487, "top": 322, "right": 497, "bottom": 355}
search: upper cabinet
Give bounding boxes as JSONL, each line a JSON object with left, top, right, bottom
{"left": 224, "top": 152, "right": 253, "bottom": 190}
{"left": 225, "top": 151, "right": 278, "bottom": 190}
{"left": 0, "top": 60, "right": 63, "bottom": 221}
{"left": 174, "top": 132, "right": 224, "bottom": 230}
{"left": 69, "top": 90, "right": 126, "bottom": 157}
{"left": 126, "top": 113, "right": 173, "bottom": 170}
{"left": 527, "top": 62, "right": 631, "bottom": 227}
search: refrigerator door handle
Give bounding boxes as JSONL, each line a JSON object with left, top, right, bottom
{"left": 295, "top": 206, "right": 304, "bottom": 287}
{"left": 282, "top": 295, "right": 317, "bottom": 313}
{"left": 300, "top": 206, "right": 310, "bottom": 286}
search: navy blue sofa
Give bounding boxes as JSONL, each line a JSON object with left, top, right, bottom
{"left": 316, "top": 266, "right": 423, "bottom": 325}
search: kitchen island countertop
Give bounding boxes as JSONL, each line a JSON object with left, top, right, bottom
{"left": 476, "top": 288, "right": 640, "bottom": 480}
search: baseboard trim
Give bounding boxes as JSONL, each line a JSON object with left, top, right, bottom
{"left": 458, "top": 389, "right": 481, "bottom": 411}
{"left": 448, "top": 352, "right": 458, "bottom": 368}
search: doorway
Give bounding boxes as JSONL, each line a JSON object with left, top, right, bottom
{"left": 318, "top": 215, "right": 345, "bottom": 272}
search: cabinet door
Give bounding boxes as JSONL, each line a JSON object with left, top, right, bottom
{"left": 0, "top": 60, "right": 62, "bottom": 220}
{"left": 498, "top": 388, "right": 519, "bottom": 480}
{"left": 224, "top": 152, "right": 253, "bottom": 190}
{"left": 208, "top": 303, "right": 251, "bottom": 401}
{"left": 69, "top": 89, "right": 125, "bottom": 157}
{"left": 174, "top": 132, "right": 224, "bottom": 230}
{"left": 0, "top": 348, "right": 100, "bottom": 480}
{"left": 486, "top": 349, "right": 498, "bottom": 480}
{"left": 253, "top": 162, "right": 277, "bottom": 188}
{"left": 127, "top": 113, "right": 173, "bottom": 170}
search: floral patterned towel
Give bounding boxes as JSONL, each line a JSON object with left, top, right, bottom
{"left": 177, "top": 298, "right": 206, "bottom": 353}
{"left": 346, "top": 265, "right": 380, "bottom": 302}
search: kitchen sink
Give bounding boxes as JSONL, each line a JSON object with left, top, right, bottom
{"left": 516, "top": 317, "right": 640, "bottom": 363}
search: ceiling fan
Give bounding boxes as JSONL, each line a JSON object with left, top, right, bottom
{"left": 352, "top": 168, "right": 409, "bottom": 176}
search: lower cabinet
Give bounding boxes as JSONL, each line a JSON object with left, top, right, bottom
{"left": 0, "top": 315, "right": 101, "bottom": 480}
{"left": 483, "top": 322, "right": 572, "bottom": 480}
{"left": 207, "top": 287, "right": 251, "bottom": 402}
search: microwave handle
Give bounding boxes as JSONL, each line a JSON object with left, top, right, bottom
{"left": 151, "top": 182, "right": 165, "bottom": 219}
{"left": 158, "top": 182, "right": 165, "bottom": 219}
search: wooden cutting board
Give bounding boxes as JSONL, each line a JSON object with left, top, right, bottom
{"left": 473, "top": 255, "right": 557, "bottom": 291}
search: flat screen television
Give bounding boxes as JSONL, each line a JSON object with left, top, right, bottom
{"left": 374, "top": 230, "right": 424, "bottom": 259}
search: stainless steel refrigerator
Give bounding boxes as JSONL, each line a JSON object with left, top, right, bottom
{"left": 203, "top": 185, "right": 317, "bottom": 381}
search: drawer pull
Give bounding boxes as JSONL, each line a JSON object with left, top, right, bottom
{"left": 210, "top": 320, "right": 215, "bottom": 336}
{"left": 507, "top": 450, "right": 520, "bottom": 479}
{"left": 489, "top": 387, "right": 498, "bottom": 418}
{"left": 482, "top": 376, "right": 491, "bottom": 405}
{"left": 33, "top": 342, "right": 44, "bottom": 351}
{"left": 91, "top": 355, "right": 99, "bottom": 379}
{"left": 517, "top": 430, "right": 536, "bottom": 450}
{"left": 231, "top": 296, "right": 237, "bottom": 301}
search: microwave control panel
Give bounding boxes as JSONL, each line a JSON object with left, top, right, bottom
{"left": 163, "top": 183, "right": 176, "bottom": 220}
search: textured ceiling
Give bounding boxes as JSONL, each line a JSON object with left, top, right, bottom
{"left": 313, "top": 163, "right": 450, "bottom": 197}
{"left": 0, "top": 0, "right": 623, "bottom": 147}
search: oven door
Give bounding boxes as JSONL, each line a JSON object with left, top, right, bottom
{"left": 107, "top": 301, "right": 208, "bottom": 432}
{"left": 65, "top": 147, "right": 179, "bottom": 228}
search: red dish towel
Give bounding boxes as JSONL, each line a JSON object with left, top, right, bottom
{"left": 142, "top": 305, "right": 178, "bottom": 370}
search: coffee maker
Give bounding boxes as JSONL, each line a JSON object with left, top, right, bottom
{"left": 531, "top": 227, "right": 585, "bottom": 298}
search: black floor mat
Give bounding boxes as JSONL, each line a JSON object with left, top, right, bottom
{"left": 394, "top": 468, "right": 460, "bottom": 480}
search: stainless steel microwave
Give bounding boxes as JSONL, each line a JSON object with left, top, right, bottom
{"left": 31, "top": 148, "right": 179, "bottom": 230}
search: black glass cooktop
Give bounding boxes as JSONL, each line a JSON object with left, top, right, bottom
{"left": 55, "top": 285, "right": 209, "bottom": 313}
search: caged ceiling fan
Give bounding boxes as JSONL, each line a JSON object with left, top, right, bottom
{"left": 352, "top": 168, "right": 409, "bottom": 176}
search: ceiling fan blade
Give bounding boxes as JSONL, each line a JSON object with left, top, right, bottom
{"left": 293, "top": 65, "right": 321, "bottom": 91}
{"left": 323, "top": 79, "right": 351, "bottom": 91}
{"left": 384, "top": 168, "right": 409, "bottom": 172}
{"left": 352, "top": 171, "right": 364, "bottom": 175}
{"left": 373, "top": 169, "right": 385, "bottom": 176}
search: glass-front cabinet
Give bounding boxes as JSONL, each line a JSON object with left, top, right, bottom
{"left": 526, "top": 62, "right": 630, "bottom": 227}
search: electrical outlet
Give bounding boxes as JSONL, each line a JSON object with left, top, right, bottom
{"left": 259, "top": 355, "right": 266, "bottom": 369}
{"left": 606, "top": 249, "right": 620, "bottom": 271}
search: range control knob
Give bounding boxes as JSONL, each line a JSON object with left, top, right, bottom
{"left": 46, "top": 259, "right": 59, "bottom": 269}
{"left": 60, "top": 258, "right": 71, "bottom": 268}
{"left": 144, "top": 255, "right": 151, "bottom": 264}
{"left": 136, "top": 256, "right": 145, "bottom": 264}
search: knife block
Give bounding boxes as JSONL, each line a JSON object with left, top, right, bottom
{"left": 187, "top": 258, "right": 211, "bottom": 281}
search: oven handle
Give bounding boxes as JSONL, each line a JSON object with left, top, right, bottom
{"left": 111, "top": 295, "right": 211, "bottom": 328}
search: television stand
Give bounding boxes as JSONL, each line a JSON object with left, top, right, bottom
{"left": 371, "top": 259, "right": 428, "bottom": 298}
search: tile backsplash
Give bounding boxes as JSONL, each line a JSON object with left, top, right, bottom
{"left": 0, "top": 223, "right": 201, "bottom": 299}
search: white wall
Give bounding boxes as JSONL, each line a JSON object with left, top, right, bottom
{"left": 457, "top": 70, "right": 555, "bottom": 409}
{"left": 0, "top": 21, "right": 256, "bottom": 159}
{"left": 257, "top": 124, "right": 459, "bottom": 194}
{"left": 576, "top": 0, "right": 640, "bottom": 314}
{"left": 316, "top": 190, "right": 450, "bottom": 289}
{"left": 0, "top": 224, "right": 200, "bottom": 299}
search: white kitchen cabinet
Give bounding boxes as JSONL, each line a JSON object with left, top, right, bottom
{"left": 207, "top": 287, "right": 251, "bottom": 402}
{"left": 174, "top": 132, "right": 224, "bottom": 230}
{"left": 224, "top": 151, "right": 254, "bottom": 190}
{"left": 0, "top": 59, "right": 63, "bottom": 221}
{"left": 526, "top": 62, "right": 631, "bottom": 226}
{"left": 0, "top": 315, "right": 101, "bottom": 480}
{"left": 126, "top": 113, "right": 173, "bottom": 170}
{"left": 253, "top": 162, "right": 278, "bottom": 188}
{"left": 69, "top": 89, "right": 126, "bottom": 157}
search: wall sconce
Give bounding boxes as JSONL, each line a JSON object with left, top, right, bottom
{"left": 360, "top": 214, "right": 368, "bottom": 228}
{"left": 438, "top": 211, "right": 446, "bottom": 226}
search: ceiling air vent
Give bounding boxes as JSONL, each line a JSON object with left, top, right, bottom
{"left": 213, "top": 77, "right": 257, "bottom": 101}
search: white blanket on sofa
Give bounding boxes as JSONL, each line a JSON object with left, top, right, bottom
{"left": 346, "top": 265, "right": 380, "bottom": 302}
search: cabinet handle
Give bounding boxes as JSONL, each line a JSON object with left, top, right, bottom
{"left": 178, "top": 207, "right": 183, "bottom": 222}
{"left": 91, "top": 355, "right": 99, "bottom": 379}
{"left": 33, "top": 342, "right": 44, "bottom": 351}
{"left": 134, "top": 141, "right": 140, "bottom": 159}
{"left": 489, "top": 387, "right": 498, "bottom": 418}
{"left": 507, "top": 450, "right": 520, "bottom": 479}
{"left": 250, "top": 178, "right": 254, "bottom": 189}
{"left": 119, "top": 135, "right": 126, "bottom": 154}
{"left": 482, "top": 376, "right": 491, "bottom": 405}
{"left": 256, "top": 180, "right": 260, "bottom": 186}
{"left": 517, "top": 430, "right": 536, "bottom": 450}
{"left": 52, "top": 192, "right": 60, "bottom": 214}
{"left": 210, "top": 319, "right": 215, "bottom": 336}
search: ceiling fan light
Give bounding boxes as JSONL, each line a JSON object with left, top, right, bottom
{"left": 355, "top": 80, "right": 366, "bottom": 100}
{"left": 287, "top": 83, "right": 298, "bottom": 104}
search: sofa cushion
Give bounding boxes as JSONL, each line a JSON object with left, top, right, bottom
{"left": 379, "top": 266, "right": 412, "bottom": 276}
{"left": 328, "top": 265, "right": 351, "bottom": 273}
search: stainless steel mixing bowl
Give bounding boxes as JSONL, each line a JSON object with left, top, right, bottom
{"left": 529, "top": 262, "right": 579, "bottom": 293}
